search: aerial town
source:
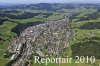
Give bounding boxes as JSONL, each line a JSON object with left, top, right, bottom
{"left": 6, "top": 16, "right": 75, "bottom": 66}
{"left": 0, "top": 2, "right": 100, "bottom": 66}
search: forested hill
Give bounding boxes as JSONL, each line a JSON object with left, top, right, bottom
{"left": 0, "top": 3, "right": 100, "bottom": 10}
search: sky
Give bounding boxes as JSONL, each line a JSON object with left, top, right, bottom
{"left": 0, "top": 0, "right": 100, "bottom": 4}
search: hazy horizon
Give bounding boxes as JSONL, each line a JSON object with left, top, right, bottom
{"left": 0, "top": 0, "right": 100, "bottom": 4}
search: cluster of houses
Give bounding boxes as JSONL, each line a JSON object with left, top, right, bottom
{"left": 7, "top": 16, "right": 75, "bottom": 66}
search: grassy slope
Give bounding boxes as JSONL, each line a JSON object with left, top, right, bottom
{"left": 69, "top": 12, "right": 100, "bottom": 66}
{"left": 0, "top": 21, "right": 17, "bottom": 65}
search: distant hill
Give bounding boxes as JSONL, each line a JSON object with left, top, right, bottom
{"left": 0, "top": 3, "right": 100, "bottom": 11}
